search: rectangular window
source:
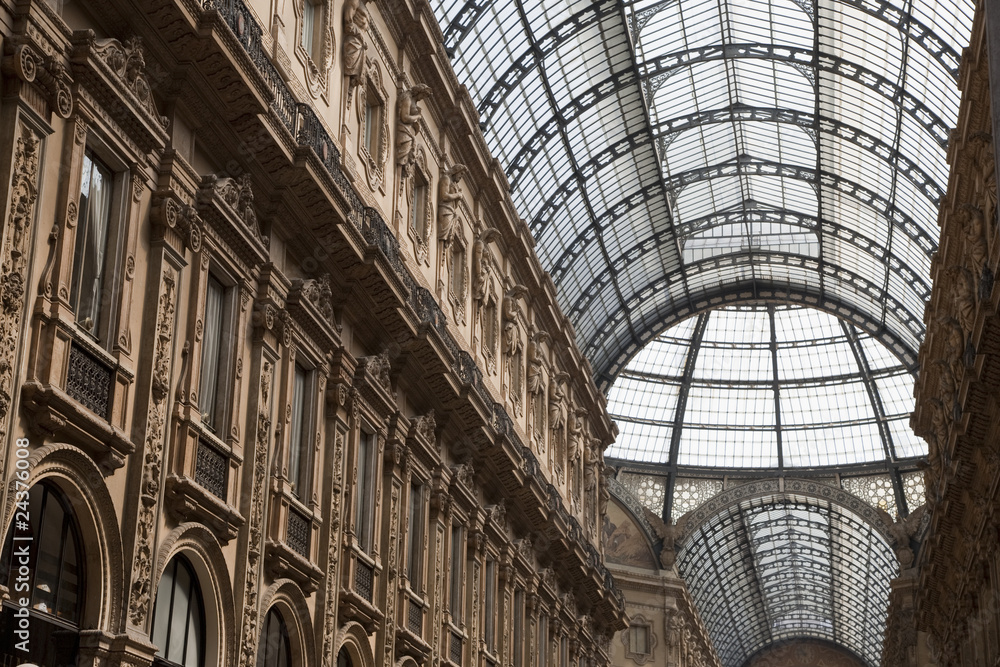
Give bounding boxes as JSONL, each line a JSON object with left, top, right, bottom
{"left": 411, "top": 177, "right": 428, "bottom": 240}
{"left": 364, "top": 96, "right": 381, "bottom": 158}
{"left": 407, "top": 483, "right": 424, "bottom": 589}
{"left": 288, "top": 363, "right": 313, "bottom": 500}
{"left": 632, "top": 626, "right": 649, "bottom": 655}
{"left": 302, "top": 0, "right": 318, "bottom": 56}
{"left": 560, "top": 636, "right": 568, "bottom": 667}
{"left": 484, "top": 559, "right": 496, "bottom": 650}
{"left": 484, "top": 299, "right": 497, "bottom": 351}
{"left": 199, "top": 275, "right": 230, "bottom": 431}
{"left": 513, "top": 589, "right": 524, "bottom": 667}
{"left": 355, "top": 430, "right": 374, "bottom": 552}
{"left": 450, "top": 244, "right": 465, "bottom": 297}
{"left": 538, "top": 614, "right": 548, "bottom": 667}
{"left": 450, "top": 524, "right": 464, "bottom": 623}
{"left": 71, "top": 150, "right": 114, "bottom": 339}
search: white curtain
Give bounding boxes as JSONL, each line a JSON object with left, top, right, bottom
{"left": 199, "top": 278, "right": 224, "bottom": 427}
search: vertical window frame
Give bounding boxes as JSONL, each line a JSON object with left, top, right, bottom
{"left": 198, "top": 270, "right": 238, "bottom": 435}
{"left": 287, "top": 361, "right": 315, "bottom": 501}
{"left": 69, "top": 145, "right": 128, "bottom": 346}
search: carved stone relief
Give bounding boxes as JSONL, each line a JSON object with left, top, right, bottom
{"left": 396, "top": 83, "right": 431, "bottom": 175}
{"left": 91, "top": 36, "right": 168, "bottom": 129}
{"left": 0, "top": 123, "right": 41, "bottom": 498}
{"left": 128, "top": 267, "right": 177, "bottom": 627}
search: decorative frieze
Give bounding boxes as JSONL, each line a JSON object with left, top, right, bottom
{"left": 128, "top": 267, "right": 177, "bottom": 627}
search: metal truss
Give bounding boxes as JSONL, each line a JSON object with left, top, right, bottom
{"left": 660, "top": 156, "right": 938, "bottom": 254}
{"left": 470, "top": 0, "right": 619, "bottom": 120}
{"left": 641, "top": 43, "right": 951, "bottom": 147}
{"left": 561, "top": 207, "right": 931, "bottom": 324}
{"left": 503, "top": 0, "right": 641, "bottom": 349}
{"left": 676, "top": 495, "right": 897, "bottom": 667}
{"left": 626, "top": 0, "right": 961, "bottom": 80}
{"left": 654, "top": 104, "right": 944, "bottom": 203}
{"left": 587, "top": 278, "right": 922, "bottom": 392}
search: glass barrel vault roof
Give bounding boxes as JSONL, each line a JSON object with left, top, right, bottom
{"left": 604, "top": 304, "right": 924, "bottom": 470}
{"left": 427, "top": 0, "right": 969, "bottom": 663}
{"left": 676, "top": 493, "right": 899, "bottom": 667}
{"left": 430, "top": 0, "right": 974, "bottom": 392}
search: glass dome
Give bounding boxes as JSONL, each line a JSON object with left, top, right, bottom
{"left": 605, "top": 304, "right": 924, "bottom": 471}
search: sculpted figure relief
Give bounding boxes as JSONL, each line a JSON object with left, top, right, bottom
{"left": 438, "top": 164, "right": 467, "bottom": 244}
{"left": 342, "top": 0, "right": 369, "bottom": 85}
{"left": 502, "top": 286, "right": 528, "bottom": 357}
{"left": 548, "top": 374, "right": 566, "bottom": 432}
{"left": 951, "top": 266, "right": 976, "bottom": 333}
{"left": 396, "top": 84, "right": 432, "bottom": 173}
{"left": 472, "top": 228, "right": 500, "bottom": 301}
{"left": 527, "top": 331, "right": 548, "bottom": 395}
{"left": 962, "top": 203, "right": 988, "bottom": 273}
{"left": 568, "top": 409, "right": 585, "bottom": 463}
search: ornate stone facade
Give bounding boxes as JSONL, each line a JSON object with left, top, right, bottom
{"left": 0, "top": 1, "right": 625, "bottom": 666}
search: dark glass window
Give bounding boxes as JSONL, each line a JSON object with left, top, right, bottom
{"left": 256, "top": 607, "right": 292, "bottom": 667}
{"left": 0, "top": 482, "right": 86, "bottom": 666}
{"left": 151, "top": 556, "right": 206, "bottom": 667}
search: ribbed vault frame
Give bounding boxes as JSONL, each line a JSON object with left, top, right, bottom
{"left": 429, "top": 0, "right": 971, "bottom": 663}
{"left": 676, "top": 494, "right": 898, "bottom": 667}
{"left": 430, "top": 0, "right": 971, "bottom": 385}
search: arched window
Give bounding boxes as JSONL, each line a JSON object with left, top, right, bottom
{"left": 337, "top": 647, "right": 353, "bottom": 667}
{"left": 0, "top": 481, "right": 86, "bottom": 666}
{"left": 151, "top": 555, "right": 206, "bottom": 667}
{"left": 257, "top": 607, "right": 292, "bottom": 667}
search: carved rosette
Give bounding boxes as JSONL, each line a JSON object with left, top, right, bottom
{"left": 0, "top": 123, "right": 40, "bottom": 494}
{"left": 238, "top": 359, "right": 275, "bottom": 667}
{"left": 128, "top": 268, "right": 177, "bottom": 626}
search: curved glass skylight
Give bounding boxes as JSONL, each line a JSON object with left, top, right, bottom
{"left": 677, "top": 493, "right": 898, "bottom": 667}
{"left": 605, "top": 304, "right": 923, "bottom": 470}
{"left": 430, "top": 0, "right": 973, "bottom": 391}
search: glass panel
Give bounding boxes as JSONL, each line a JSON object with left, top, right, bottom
{"left": 289, "top": 364, "right": 309, "bottom": 498}
{"left": 71, "top": 151, "right": 114, "bottom": 338}
{"left": 356, "top": 432, "right": 372, "bottom": 552}
{"left": 199, "top": 276, "right": 225, "bottom": 429}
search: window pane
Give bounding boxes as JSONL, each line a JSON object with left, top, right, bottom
{"left": 71, "top": 152, "right": 114, "bottom": 337}
{"left": 450, "top": 525, "right": 463, "bottom": 621}
{"left": 289, "top": 365, "right": 308, "bottom": 496}
{"left": 356, "top": 432, "right": 371, "bottom": 551}
{"left": 199, "top": 276, "right": 225, "bottom": 429}
{"left": 408, "top": 483, "right": 422, "bottom": 588}
{"left": 168, "top": 562, "right": 192, "bottom": 661}
{"left": 302, "top": 0, "right": 316, "bottom": 54}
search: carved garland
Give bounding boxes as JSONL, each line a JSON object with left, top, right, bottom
{"left": 128, "top": 267, "right": 177, "bottom": 626}
{"left": 384, "top": 483, "right": 401, "bottom": 667}
{"left": 321, "top": 429, "right": 346, "bottom": 667}
{"left": 0, "top": 124, "right": 41, "bottom": 487}
{"left": 238, "top": 359, "right": 275, "bottom": 667}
